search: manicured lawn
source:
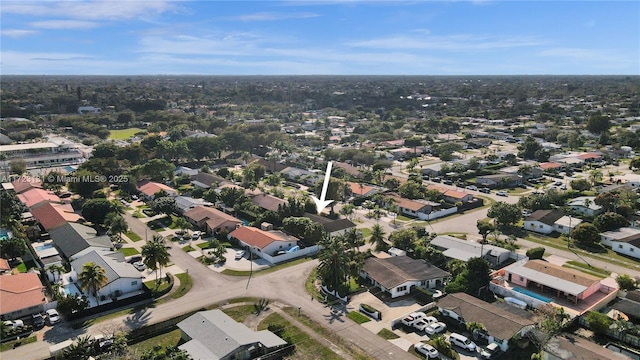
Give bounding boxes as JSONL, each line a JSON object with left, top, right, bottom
{"left": 359, "top": 228, "right": 371, "bottom": 239}
{"left": 125, "top": 230, "right": 143, "bottom": 242}
{"left": 144, "top": 277, "right": 173, "bottom": 297}
{"left": 221, "top": 257, "right": 312, "bottom": 276}
{"left": 347, "top": 311, "right": 371, "bottom": 324}
{"left": 222, "top": 304, "right": 256, "bottom": 323}
{"left": 109, "top": 127, "right": 144, "bottom": 140}
{"left": 258, "top": 313, "right": 343, "bottom": 360}
{"left": 129, "top": 328, "right": 182, "bottom": 355}
{"left": 169, "top": 273, "right": 192, "bottom": 300}
{"left": 119, "top": 247, "right": 140, "bottom": 256}
{"left": 563, "top": 260, "right": 610, "bottom": 278}
{"left": 16, "top": 261, "right": 27, "bottom": 273}
{"left": 0, "top": 335, "right": 37, "bottom": 352}
{"left": 181, "top": 245, "right": 195, "bottom": 252}
{"left": 377, "top": 328, "right": 400, "bottom": 340}
{"left": 196, "top": 242, "right": 211, "bottom": 249}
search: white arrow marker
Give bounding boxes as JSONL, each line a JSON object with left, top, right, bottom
{"left": 311, "top": 161, "right": 334, "bottom": 214}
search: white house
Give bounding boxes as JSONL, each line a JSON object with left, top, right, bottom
{"left": 430, "top": 235, "right": 512, "bottom": 265}
{"left": 524, "top": 210, "right": 564, "bottom": 235}
{"left": 600, "top": 227, "right": 640, "bottom": 260}
{"left": 553, "top": 215, "right": 582, "bottom": 235}
{"left": 568, "top": 197, "right": 603, "bottom": 217}
{"left": 136, "top": 180, "right": 177, "bottom": 200}
{"left": 70, "top": 250, "right": 144, "bottom": 307}
{"left": 438, "top": 292, "right": 535, "bottom": 352}
{"left": 228, "top": 226, "right": 298, "bottom": 257}
{"left": 360, "top": 256, "right": 450, "bottom": 298}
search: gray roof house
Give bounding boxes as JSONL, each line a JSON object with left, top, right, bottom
{"left": 177, "top": 309, "right": 287, "bottom": 360}
{"left": 361, "top": 256, "right": 450, "bottom": 299}
{"left": 305, "top": 213, "right": 356, "bottom": 237}
{"left": 568, "top": 196, "right": 603, "bottom": 217}
{"left": 50, "top": 223, "right": 112, "bottom": 260}
{"left": 175, "top": 196, "right": 213, "bottom": 214}
{"left": 430, "top": 235, "right": 512, "bottom": 265}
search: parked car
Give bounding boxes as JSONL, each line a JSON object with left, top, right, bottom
{"left": 479, "top": 187, "right": 491, "bottom": 194}
{"left": 46, "top": 309, "right": 61, "bottom": 325}
{"left": 413, "top": 316, "right": 438, "bottom": 331}
{"left": 133, "top": 261, "right": 147, "bottom": 271}
{"left": 235, "top": 250, "right": 246, "bottom": 260}
{"left": 401, "top": 312, "right": 427, "bottom": 327}
{"left": 560, "top": 185, "right": 567, "bottom": 190}
{"left": 3, "top": 319, "right": 24, "bottom": 329}
{"left": 32, "top": 313, "right": 45, "bottom": 329}
{"left": 414, "top": 342, "right": 439, "bottom": 358}
{"left": 481, "top": 342, "right": 502, "bottom": 359}
{"left": 431, "top": 177, "right": 442, "bottom": 183}
{"left": 424, "top": 321, "right": 447, "bottom": 335}
{"left": 443, "top": 179, "right": 453, "bottom": 185}
{"left": 465, "top": 185, "right": 478, "bottom": 191}
{"left": 192, "top": 231, "right": 201, "bottom": 240}
{"left": 449, "top": 333, "right": 477, "bottom": 352}
{"left": 496, "top": 191, "right": 508, "bottom": 197}
{"left": 554, "top": 181, "right": 563, "bottom": 186}
{"left": 127, "top": 255, "right": 143, "bottom": 264}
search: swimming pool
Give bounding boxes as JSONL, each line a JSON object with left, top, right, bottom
{"left": 36, "top": 244, "right": 54, "bottom": 251}
{"left": 513, "top": 287, "right": 552, "bottom": 303}
{"left": 61, "top": 283, "right": 83, "bottom": 297}
{"left": 0, "top": 229, "right": 12, "bottom": 241}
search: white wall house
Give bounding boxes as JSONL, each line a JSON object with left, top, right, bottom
{"left": 609, "top": 239, "right": 640, "bottom": 260}
{"left": 524, "top": 210, "right": 563, "bottom": 235}
{"left": 568, "top": 197, "right": 603, "bottom": 217}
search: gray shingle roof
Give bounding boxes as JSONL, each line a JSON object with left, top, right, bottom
{"left": 177, "top": 310, "right": 286, "bottom": 360}
{"left": 363, "top": 256, "right": 450, "bottom": 289}
{"left": 50, "top": 223, "right": 111, "bottom": 258}
{"left": 525, "top": 209, "right": 564, "bottom": 226}
{"left": 304, "top": 213, "right": 356, "bottom": 233}
{"left": 71, "top": 250, "right": 142, "bottom": 285}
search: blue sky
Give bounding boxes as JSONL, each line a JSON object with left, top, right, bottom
{"left": 1, "top": 1, "right": 638, "bottom": 75}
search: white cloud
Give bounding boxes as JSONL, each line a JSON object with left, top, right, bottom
{"left": 29, "top": 20, "right": 100, "bottom": 29}
{"left": 1, "top": 29, "right": 38, "bottom": 38}
{"left": 348, "top": 33, "right": 543, "bottom": 51}
{"left": 229, "top": 12, "right": 321, "bottom": 22}
{"left": 1, "top": 1, "right": 178, "bottom": 21}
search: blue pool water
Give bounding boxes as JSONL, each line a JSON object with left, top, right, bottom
{"left": 65, "top": 166, "right": 77, "bottom": 173}
{"left": 0, "top": 229, "right": 11, "bottom": 241}
{"left": 240, "top": 218, "right": 250, "bottom": 226}
{"left": 61, "top": 283, "right": 82, "bottom": 297}
{"left": 513, "top": 287, "right": 551, "bottom": 303}
{"left": 36, "top": 244, "right": 54, "bottom": 251}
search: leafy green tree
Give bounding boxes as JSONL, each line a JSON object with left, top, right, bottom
{"left": 106, "top": 212, "right": 128, "bottom": 243}
{"left": 518, "top": 136, "right": 543, "bottom": 160}
{"left": 81, "top": 198, "right": 117, "bottom": 229}
{"left": 174, "top": 217, "right": 191, "bottom": 237}
{"left": 586, "top": 114, "right": 611, "bottom": 134}
{"left": 56, "top": 294, "right": 89, "bottom": 317}
{"left": 47, "top": 263, "right": 66, "bottom": 283}
{"left": 1, "top": 190, "right": 27, "bottom": 226}
{"left": 9, "top": 159, "right": 27, "bottom": 175}
{"left": 487, "top": 202, "right": 521, "bottom": 228}
{"left": 339, "top": 203, "right": 356, "bottom": 220}
{"left": 445, "top": 257, "right": 492, "bottom": 298}
{"left": 529, "top": 305, "right": 570, "bottom": 352}
{"left": 570, "top": 179, "right": 591, "bottom": 191}
{"left": 138, "top": 158, "right": 175, "bottom": 182}
{"left": 150, "top": 196, "right": 178, "bottom": 216}
{"left": 0, "top": 236, "right": 27, "bottom": 260}
{"left": 616, "top": 274, "right": 636, "bottom": 291}
{"left": 388, "top": 228, "right": 417, "bottom": 251}
{"left": 630, "top": 157, "right": 640, "bottom": 170}
{"left": 369, "top": 224, "right": 388, "bottom": 252}
{"left": 526, "top": 247, "right": 546, "bottom": 260}
{"left": 142, "top": 235, "right": 170, "bottom": 283}
{"left": 62, "top": 335, "right": 93, "bottom": 360}
{"left": 572, "top": 222, "right": 601, "bottom": 247}
{"left": 78, "top": 262, "right": 108, "bottom": 305}
{"left": 68, "top": 169, "right": 107, "bottom": 198}
{"left": 477, "top": 219, "right": 495, "bottom": 243}
{"left": 589, "top": 169, "right": 603, "bottom": 186}
{"left": 594, "top": 191, "right": 619, "bottom": 212}
{"left": 593, "top": 212, "right": 628, "bottom": 232}
{"left": 585, "top": 311, "right": 612, "bottom": 336}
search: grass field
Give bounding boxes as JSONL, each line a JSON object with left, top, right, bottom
{"left": 109, "top": 127, "right": 145, "bottom": 140}
{"left": 221, "top": 304, "right": 257, "bottom": 323}
{"left": 169, "top": 273, "right": 192, "bottom": 300}
{"left": 0, "top": 335, "right": 37, "bottom": 352}
{"left": 129, "top": 328, "right": 182, "bottom": 355}
{"left": 119, "top": 247, "right": 140, "bottom": 256}
{"left": 377, "top": 328, "right": 399, "bottom": 340}
{"left": 346, "top": 311, "right": 371, "bottom": 324}
{"left": 125, "top": 230, "right": 143, "bottom": 242}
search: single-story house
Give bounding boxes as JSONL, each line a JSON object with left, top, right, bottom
{"left": 360, "top": 256, "right": 450, "bottom": 298}
{"left": 348, "top": 182, "right": 383, "bottom": 199}
{"left": 178, "top": 309, "right": 287, "bottom": 360}
{"left": 174, "top": 166, "right": 199, "bottom": 177}
{"left": 17, "top": 188, "right": 61, "bottom": 208}
{"left": 175, "top": 196, "right": 213, "bottom": 214}
{"left": 250, "top": 193, "right": 288, "bottom": 213}
{"left": 136, "top": 180, "right": 177, "bottom": 200}
{"left": 50, "top": 222, "right": 112, "bottom": 260}
{"left": 0, "top": 273, "right": 46, "bottom": 320}
{"left": 568, "top": 197, "right": 603, "bottom": 217}
{"left": 190, "top": 171, "right": 228, "bottom": 189}
{"left": 280, "top": 166, "right": 323, "bottom": 186}
{"left": 10, "top": 176, "right": 43, "bottom": 194}
{"left": 229, "top": 226, "right": 298, "bottom": 256}
{"left": 544, "top": 334, "right": 631, "bottom": 360}
{"left": 476, "top": 173, "right": 523, "bottom": 188}
{"left": 599, "top": 227, "right": 640, "bottom": 260}
{"left": 70, "top": 250, "right": 144, "bottom": 305}
{"left": 539, "top": 162, "right": 564, "bottom": 171}
{"left": 334, "top": 161, "right": 363, "bottom": 178}
{"left": 612, "top": 290, "right": 640, "bottom": 322}
{"left": 184, "top": 206, "right": 243, "bottom": 235}
{"left": 442, "top": 189, "right": 474, "bottom": 204}
{"left": 31, "top": 202, "right": 82, "bottom": 231}
{"left": 385, "top": 193, "right": 440, "bottom": 219}
{"left": 612, "top": 173, "right": 640, "bottom": 187}
{"left": 503, "top": 259, "right": 602, "bottom": 304}
{"left": 304, "top": 213, "right": 356, "bottom": 238}
{"left": 421, "top": 163, "right": 443, "bottom": 178}
{"left": 430, "top": 235, "right": 511, "bottom": 265}
{"left": 524, "top": 210, "right": 581, "bottom": 235}
{"left": 438, "top": 292, "right": 535, "bottom": 352}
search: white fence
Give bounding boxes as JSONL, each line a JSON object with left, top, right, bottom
{"left": 255, "top": 245, "right": 319, "bottom": 264}
{"left": 417, "top": 207, "right": 458, "bottom": 221}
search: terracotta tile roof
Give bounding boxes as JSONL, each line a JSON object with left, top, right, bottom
{"left": 30, "top": 202, "right": 81, "bottom": 230}
{"left": 137, "top": 181, "right": 176, "bottom": 196}
{"left": 577, "top": 152, "right": 602, "bottom": 160}
{"left": 17, "top": 188, "right": 61, "bottom": 208}
{"left": 229, "top": 226, "right": 291, "bottom": 249}
{"left": 539, "top": 162, "right": 563, "bottom": 170}
{"left": 348, "top": 182, "right": 377, "bottom": 196}
{"left": 11, "top": 176, "right": 43, "bottom": 194}
{"left": 386, "top": 193, "right": 438, "bottom": 212}
{"left": 443, "top": 189, "right": 469, "bottom": 199}
{"left": 184, "top": 206, "right": 241, "bottom": 229}
{"left": 0, "top": 258, "right": 9, "bottom": 272}
{"left": 0, "top": 273, "right": 45, "bottom": 316}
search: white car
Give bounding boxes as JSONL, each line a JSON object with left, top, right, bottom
{"left": 133, "top": 261, "right": 147, "bottom": 271}
{"left": 46, "top": 309, "right": 61, "bottom": 325}
{"left": 401, "top": 312, "right": 427, "bottom": 327}
{"left": 465, "top": 185, "right": 478, "bottom": 191}
{"left": 414, "top": 342, "right": 439, "bottom": 358}
{"left": 424, "top": 321, "right": 447, "bottom": 335}
{"left": 3, "top": 320, "right": 24, "bottom": 329}
{"left": 192, "top": 231, "right": 201, "bottom": 240}
{"left": 496, "top": 190, "right": 508, "bottom": 197}
{"left": 235, "top": 250, "right": 246, "bottom": 260}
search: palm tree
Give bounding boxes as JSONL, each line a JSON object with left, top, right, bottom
{"left": 369, "top": 224, "right": 388, "bottom": 252}
{"left": 142, "top": 235, "right": 170, "bottom": 283}
{"left": 63, "top": 335, "right": 93, "bottom": 360}
{"left": 317, "top": 236, "right": 350, "bottom": 295}
{"left": 78, "top": 262, "right": 108, "bottom": 305}
{"left": 174, "top": 217, "right": 191, "bottom": 238}
{"left": 589, "top": 169, "right": 603, "bottom": 186}
{"left": 47, "top": 264, "right": 66, "bottom": 283}
{"left": 106, "top": 212, "right": 128, "bottom": 243}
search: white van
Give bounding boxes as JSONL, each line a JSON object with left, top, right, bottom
{"left": 449, "top": 333, "right": 477, "bottom": 352}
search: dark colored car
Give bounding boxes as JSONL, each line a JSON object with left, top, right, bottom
{"left": 443, "top": 179, "right": 453, "bottom": 185}
{"left": 32, "top": 313, "right": 45, "bottom": 329}
{"left": 127, "top": 255, "right": 143, "bottom": 264}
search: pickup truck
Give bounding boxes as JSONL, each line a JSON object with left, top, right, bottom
{"left": 401, "top": 312, "right": 426, "bottom": 327}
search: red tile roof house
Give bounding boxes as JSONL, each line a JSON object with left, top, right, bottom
{"left": 228, "top": 226, "right": 299, "bottom": 261}
{"left": 184, "top": 206, "right": 242, "bottom": 235}
{"left": 0, "top": 273, "right": 46, "bottom": 320}
{"left": 136, "top": 180, "right": 177, "bottom": 200}
{"left": 31, "top": 202, "right": 82, "bottom": 231}
{"left": 10, "top": 176, "right": 43, "bottom": 194}
{"left": 442, "top": 189, "right": 474, "bottom": 204}
{"left": 249, "top": 193, "right": 288, "bottom": 213}
{"left": 17, "top": 188, "right": 61, "bottom": 208}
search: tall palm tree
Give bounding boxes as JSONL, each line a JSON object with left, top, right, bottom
{"left": 589, "top": 169, "right": 603, "bottom": 186}
{"left": 142, "top": 235, "right": 170, "bottom": 283}
{"left": 369, "top": 224, "right": 388, "bottom": 252}
{"left": 174, "top": 217, "right": 191, "bottom": 238}
{"left": 78, "top": 262, "right": 108, "bottom": 305}
{"left": 317, "top": 236, "right": 349, "bottom": 295}
{"left": 106, "top": 212, "right": 128, "bottom": 243}
{"left": 47, "top": 264, "right": 66, "bottom": 283}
